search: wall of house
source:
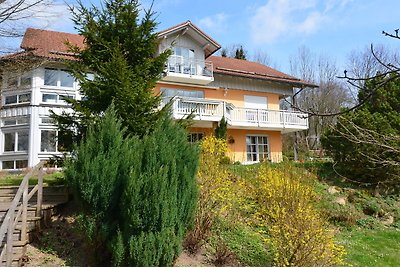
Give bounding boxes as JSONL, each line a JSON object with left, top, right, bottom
{"left": 159, "top": 32, "right": 205, "bottom": 64}
{"left": 188, "top": 127, "right": 283, "bottom": 163}
{"left": 0, "top": 64, "right": 78, "bottom": 169}
{"left": 155, "top": 82, "right": 282, "bottom": 110}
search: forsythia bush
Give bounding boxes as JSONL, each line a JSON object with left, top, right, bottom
{"left": 198, "top": 136, "right": 234, "bottom": 215}
{"left": 185, "top": 136, "right": 238, "bottom": 252}
{"left": 249, "top": 165, "right": 345, "bottom": 267}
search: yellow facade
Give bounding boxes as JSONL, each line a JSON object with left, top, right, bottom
{"left": 155, "top": 82, "right": 284, "bottom": 163}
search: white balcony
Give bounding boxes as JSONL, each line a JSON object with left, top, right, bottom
{"left": 167, "top": 97, "right": 308, "bottom": 133}
{"left": 162, "top": 55, "right": 214, "bottom": 85}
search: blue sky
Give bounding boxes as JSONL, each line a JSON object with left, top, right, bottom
{"left": 11, "top": 0, "right": 400, "bottom": 73}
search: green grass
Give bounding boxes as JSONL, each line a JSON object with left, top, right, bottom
{"left": 338, "top": 228, "right": 400, "bottom": 267}
{"left": 0, "top": 172, "right": 65, "bottom": 186}
{"left": 211, "top": 219, "right": 272, "bottom": 267}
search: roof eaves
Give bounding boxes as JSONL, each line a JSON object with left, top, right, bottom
{"left": 214, "top": 70, "right": 318, "bottom": 88}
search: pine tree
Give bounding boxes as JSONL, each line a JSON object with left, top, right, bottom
{"left": 214, "top": 117, "right": 227, "bottom": 139}
{"left": 54, "top": 0, "right": 170, "bottom": 148}
{"left": 235, "top": 46, "right": 247, "bottom": 60}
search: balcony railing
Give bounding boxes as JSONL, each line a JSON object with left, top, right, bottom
{"left": 167, "top": 97, "right": 308, "bottom": 131}
{"left": 162, "top": 55, "right": 214, "bottom": 85}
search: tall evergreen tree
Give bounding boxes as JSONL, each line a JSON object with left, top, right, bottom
{"left": 235, "top": 46, "right": 247, "bottom": 60}
{"left": 54, "top": 0, "right": 170, "bottom": 147}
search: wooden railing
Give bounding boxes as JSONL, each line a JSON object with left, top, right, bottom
{"left": 0, "top": 162, "right": 45, "bottom": 267}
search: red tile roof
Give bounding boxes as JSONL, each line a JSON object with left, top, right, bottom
{"left": 20, "top": 28, "right": 84, "bottom": 60}
{"left": 209, "top": 56, "right": 317, "bottom": 88}
{"left": 4, "top": 25, "right": 316, "bottom": 88}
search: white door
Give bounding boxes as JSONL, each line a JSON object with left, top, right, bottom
{"left": 244, "top": 96, "right": 268, "bottom": 122}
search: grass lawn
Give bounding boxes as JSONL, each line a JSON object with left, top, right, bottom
{"left": 0, "top": 171, "right": 65, "bottom": 186}
{"left": 338, "top": 228, "right": 400, "bottom": 267}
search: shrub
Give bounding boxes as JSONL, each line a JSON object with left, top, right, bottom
{"left": 65, "top": 107, "right": 199, "bottom": 266}
{"left": 184, "top": 136, "right": 236, "bottom": 253}
{"left": 119, "top": 114, "right": 199, "bottom": 266}
{"left": 248, "top": 165, "right": 345, "bottom": 267}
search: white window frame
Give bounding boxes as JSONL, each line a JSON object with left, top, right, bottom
{"left": 41, "top": 92, "right": 75, "bottom": 105}
{"left": 246, "top": 135, "right": 270, "bottom": 162}
{"left": 3, "top": 92, "right": 31, "bottom": 106}
{"left": 3, "top": 130, "right": 29, "bottom": 152}
{"left": 43, "top": 68, "right": 75, "bottom": 88}
{"left": 2, "top": 159, "right": 28, "bottom": 170}
{"left": 40, "top": 129, "right": 64, "bottom": 153}
{"left": 6, "top": 72, "right": 32, "bottom": 89}
{"left": 2, "top": 116, "right": 30, "bottom": 127}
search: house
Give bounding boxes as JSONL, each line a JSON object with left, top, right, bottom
{"left": 0, "top": 21, "right": 315, "bottom": 170}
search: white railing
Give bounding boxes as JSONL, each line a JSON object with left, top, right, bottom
{"left": 230, "top": 107, "right": 308, "bottom": 128}
{"left": 166, "top": 55, "right": 213, "bottom": 77}
{"left": 171, "top": 97, "right": 224, "bottom": 121}
{"left": 167, "top": 97, "right": 308, "bottom": 129}
{"left": 0, "top": 162, "right": 44, "bottom": 266}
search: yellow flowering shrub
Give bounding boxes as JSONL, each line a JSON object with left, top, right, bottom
{"left": 185, "top": 136, "right": 236, "bottom": 252}
{"left": 248, "top": 165, "right": 346, "bottom": 267}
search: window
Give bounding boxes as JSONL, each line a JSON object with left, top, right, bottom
{"left": 2, "top": 160, "right": 28, "bottom": 170}
{"left": 246, "top": 135, "right": 269, "bottom": 162}
{"left": 188, "top": 132, "right": 204, "bottom": 143}
{"left": 4, "top": 133, "right": 15, "bottom": 152}
{"left": 2, "top": 161, "right": 14, "bottom": 169}
{"left": 174, "top": 47, "right": 195, "bottom": 59}
{"left": 42, "top": 93, "right": 57, "bottom": 103}
{"left": 2, "top": 116, "right": 29, "bottom": 126}
{"left": 44, "top": 68, "right": 58, "bottom": 86}
{"left": 41, "top": 130, "right": 57, "bottom": 152}
{"left": 41, "top": 117, "right": 55, "bottom": 124}
{"left": 42, "top": 93, "right": 74, "bottom": 104}
{"left": 4, "top": 93, "right": 31, "bottom": 105}
{"left": 5, "top": 95, "right": 17, "bottom": 105}
{"left": 7, "top": 77, "right": 18, "bottom": 87}
{"left": 161, "top": 88, "right": 204, "bottom": 99}
{"left": 6, "top": 73, "right": 31, "bottom": 88}
{"left": 60, "top": 71, "right": 74, "bottom": 87}
{"left": 3, "top": 130, "right": 29, "bottom": 152}
{"left": 17, "top": 131, "right": 29, "bottom": 151}
{"left": 20, "top": 74, "right": 32, "bottom": 87}
{"left": 44, "top": 68, "right": 74, "bottom": 87}
{"left": 18, "top": 93, "right": 31, "bottom": 103}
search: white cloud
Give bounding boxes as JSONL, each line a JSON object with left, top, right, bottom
{"left": 249, "top": 0, "right": 352, "bottom": 44}
{"left": 198, "top": 13, "right": 228, "bottom": 34}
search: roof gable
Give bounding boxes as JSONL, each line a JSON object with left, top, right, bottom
{"left": 158, "top": 20, "right": 221, "bottom": 58}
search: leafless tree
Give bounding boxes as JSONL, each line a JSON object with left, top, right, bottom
{"left": 285, "top": 46, "right": 351, "bottom": 158}
{"left": 345, "top": 44, "right": 400, "bottom": 101}
{"left": 0, "top": 0, "right": 61, "bottom": 53}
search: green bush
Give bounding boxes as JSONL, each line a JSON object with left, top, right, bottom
{"left": 65, "top": 107, "right": 199, "bottom": 266}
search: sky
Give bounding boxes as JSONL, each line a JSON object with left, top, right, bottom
{"left": 5, "top": 0, "right": 400, "bottom": 74}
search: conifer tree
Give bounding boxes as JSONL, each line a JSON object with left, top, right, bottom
{"left": 54, "top": 0, "right": 170, "bottom": 148}
{"left": 65, "top": 107, "right": 199, "bottom": 266}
